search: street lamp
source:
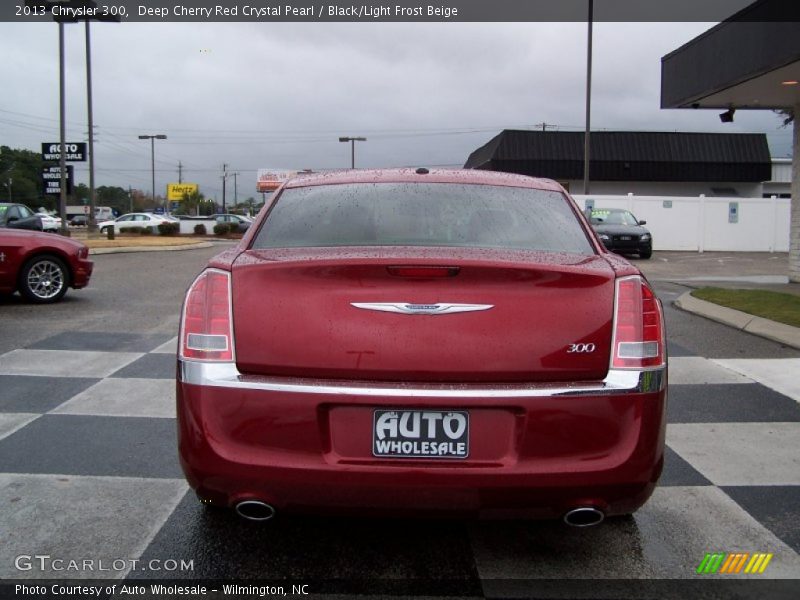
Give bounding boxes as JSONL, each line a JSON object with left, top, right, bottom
{"left": 138, "top": 134, "right": 167, "bottom": 212}
{"left": 28, "top": 0, "right": 120, "bottom": 234}
{"left": 583, "top": 0, "right": 593, "bottom": 195}
{"left": 338, "top": 136, "right": 367, "bottom": 169}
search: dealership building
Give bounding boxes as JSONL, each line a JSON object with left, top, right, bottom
{"left": 463, "top": 130, "right": 773, "bottom": 198}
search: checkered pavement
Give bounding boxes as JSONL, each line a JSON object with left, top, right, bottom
{"left": 1, "top": 332, "right": 799, "bottom": 594}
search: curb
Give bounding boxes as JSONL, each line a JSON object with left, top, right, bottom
{"left": 674, "top": 291, "right": 800, "bottom": 350}
{"left": 89, "top": 242, "right": 215, "bottom": 255}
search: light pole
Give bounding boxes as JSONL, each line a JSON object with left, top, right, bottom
{"left": 85, "top": 20, "right": 97, "bottom": 232}
{"left": 31, "top": 0, "right": 120, "bottom": 234}
{"left": 339, "top": 136, "right": 367, "bottom": 169}
{"left": 5, "top": 178, "right": 11, "bottom": 202}
{"left": 58, "top": 20, "right": 68, "bottom": 234}
{"left": 138, "top": 134, "right": 167, "bottom": 212}
{"left": 583, "top": 0, "right": 593, "bottom": 195}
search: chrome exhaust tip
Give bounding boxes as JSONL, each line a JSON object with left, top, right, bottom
{"left": 563, "top": 506, "right": 605, "bottom": 527}
{"left": 235, "top": 500, "right": 276, "bottom": 521}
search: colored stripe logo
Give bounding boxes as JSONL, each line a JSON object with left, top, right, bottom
{"left": 696, "top": 552, "right": 773, "bottom": 574}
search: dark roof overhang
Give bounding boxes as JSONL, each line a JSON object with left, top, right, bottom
{"left": 661, "top": 1, "right": 800, "bottom": 110}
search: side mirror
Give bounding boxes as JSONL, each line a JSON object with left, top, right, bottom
{"left": 638, "top": 220, "right": 647, "bottom": 225}
{"left": 7, "top": 216, "right": 18, "bottom": 223}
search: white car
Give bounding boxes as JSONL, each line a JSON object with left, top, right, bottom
{"left": 38, "top": 213, "right": 62, "bottom": 233}
{"left": 98, "top": 213, "right": 171, "bottom": 234}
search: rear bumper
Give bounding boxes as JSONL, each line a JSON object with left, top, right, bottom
{"left": 177, "top": 360, "right": 667, "bottom": 518}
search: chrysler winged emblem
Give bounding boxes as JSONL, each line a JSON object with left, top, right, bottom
{"left": 351, "top": 302, "right": 494, "bottom": 315}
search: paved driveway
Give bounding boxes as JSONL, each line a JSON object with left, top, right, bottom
{"left": 1, "top": 249, "right": 798, "bottom": 599}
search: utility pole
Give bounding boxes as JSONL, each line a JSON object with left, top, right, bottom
{"left": 138, "top": 134, "right": 167, "bottom": 212}
{"left": 1, "top": 156, "right": 15, "bottom": 203}
{"left": 221, "top": 163, "right": 228, "bottom": 213}
{"left": 128, "top": 185, "right": 132, "bottom": 212}
{"left": 178, "top": 161, "right": 183, "bottom": 183}
{"left": 233, "top": 172, "right": 238, "bottom": 207}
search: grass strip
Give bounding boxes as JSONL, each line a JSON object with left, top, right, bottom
{"left": 691, "top": 287, "right": 800, "bottom": 328}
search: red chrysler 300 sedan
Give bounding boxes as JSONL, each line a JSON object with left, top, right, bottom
{"left": 0, "top": 228, "right": 93, "bottom": 303}
{"left": 177, "top": 168, "right": 667, "bottom": 525}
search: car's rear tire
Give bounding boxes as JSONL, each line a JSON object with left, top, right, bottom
{"left": 19, "top": 254, "right": 70, "bottom": 304}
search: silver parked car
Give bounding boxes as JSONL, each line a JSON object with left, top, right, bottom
{"left": 98, "top": 213, "right": 172, "bottom": 234}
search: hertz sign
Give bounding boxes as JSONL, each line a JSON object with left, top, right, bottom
{"left": 167, "top": 183, "right": 199, "bottom": 201}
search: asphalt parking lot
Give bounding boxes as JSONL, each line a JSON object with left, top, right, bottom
{"left": 1, "top": 248, "right": 799, "bottom": 599}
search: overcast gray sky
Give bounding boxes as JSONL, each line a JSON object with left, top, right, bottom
{"left": 0, "top": 20, "right": 793, "bottom": 202}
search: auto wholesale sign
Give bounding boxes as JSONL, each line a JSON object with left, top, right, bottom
{"left": 167, "top": 183, "right": 199, "bottom": 201}
{"left": 41, "top": 142, "right": 87, "bottom": 162}
{"left": 42, "top": 165, "right": 74, "bottom": 195}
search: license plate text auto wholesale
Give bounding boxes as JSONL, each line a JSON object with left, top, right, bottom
{"left": 373, "top": 410, "right": 470, "bottom": 459}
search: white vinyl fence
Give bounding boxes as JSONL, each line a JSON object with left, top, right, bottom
{"left": 572, "top": 194, "right": 790, "bottom": 252}
{"left": 178, "top": 219, "right": 217, "bottom": 235}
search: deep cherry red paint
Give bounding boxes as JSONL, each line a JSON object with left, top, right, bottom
{"left": 177, "top": 169, "right": 667, "bottom": 520}
{"left": 0, "top": 228, "right": 93, "bottom": 297}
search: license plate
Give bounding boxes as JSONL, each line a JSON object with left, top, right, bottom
{"left": 619, "top": 235, "right": 633, "bottom": 241}
{"left": 373, "top": 410, "right": 469, "bottom": 459}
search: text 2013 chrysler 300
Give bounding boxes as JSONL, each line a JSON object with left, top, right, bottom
{"left": 177, "top": 169, "right": 667, "bottom": 525}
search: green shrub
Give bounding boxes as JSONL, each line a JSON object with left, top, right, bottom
{"left": 193, "top": 223, "right": 207, "bottom": 235}
{"left": 158, "top": 222, "right": 180, "bottom": 236}
{"left": 213, "top": 223, "right": 231, "bottom": 236}
{"left": 120, "top": 226, "right": 143, "bottom": 234}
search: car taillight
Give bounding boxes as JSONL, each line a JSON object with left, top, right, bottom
{"left": 611, "top": 275, "right": 665, "bottom": 369}
{"left": 179, "top": 269, "right": 234, "bottom": 362}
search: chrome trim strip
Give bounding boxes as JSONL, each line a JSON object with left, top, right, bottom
{"left": 351, "top": 302, "right": 494, "bottom": 315}
{"left": 179, "top": 360, "right": 665, "bottom": 398}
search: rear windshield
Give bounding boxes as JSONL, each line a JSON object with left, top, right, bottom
{"left": 252, "top": 182, "right": 594, "bottom": 254}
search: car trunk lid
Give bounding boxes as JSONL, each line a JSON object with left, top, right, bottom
{"left": 231, "top": 247, "right": 615, "bottom": 383}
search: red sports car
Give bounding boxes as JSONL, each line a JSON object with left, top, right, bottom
{"left": 177, "top": 169, "right": 667, "bottom": 525}
{"left": 0, "top": 228, "right": 93, "bottom": 303}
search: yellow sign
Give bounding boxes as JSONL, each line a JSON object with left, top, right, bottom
{"left": 167, "top": 183, "right": 199, "bottom": 201}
